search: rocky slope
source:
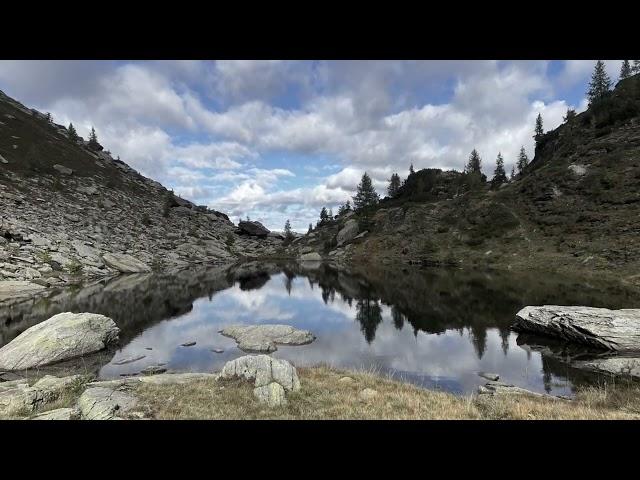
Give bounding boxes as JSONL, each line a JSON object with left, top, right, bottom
{"left": 0, "top": 90, "right": 282, "bottom": 291}
{"left": 290, "top": 74, "right": 640, "bottom": 284}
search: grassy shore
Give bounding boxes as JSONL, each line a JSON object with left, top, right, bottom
{"left": 133, "top": 366, "right": 640, "bottom": 420}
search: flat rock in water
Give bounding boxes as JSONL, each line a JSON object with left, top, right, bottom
{"left": 478, "top": 372, "right": 500, "bottom": 381}
{"left": 211, "top": 348, "right": 224, "bottom": 353}
{"left": 140, "top": 365, "right": 167, "bottom": 376}
{"left": 477, "top": 381, "right": 563, "bottom": 400}
{"left": 0, "top": 312, "right": 119, "bottom": 370}
{"left": 181, "top": 341, "right": 196, "bottom": 347}
{"left": 0, "top": 281, "right": 46, "bottom": 302}
{"left": 220, "top": 324, "right": 315, "bottom": 353}
{"left": 514, "top": 305, "right": 640, "bottom": 352}
{"left": 112, "top": 355, "right": 146, "bottom": 365}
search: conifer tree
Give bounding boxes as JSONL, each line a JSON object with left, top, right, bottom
{"left": 284, "top": 219, "right": 294, "bottom": 241}
{"left": 307, "top": 223, "right": 313, "bottom": 234}
{"left": 510, "top": 165, "right": 516, "bottom": 181}
{"left": 620, "top": 60, "right": 632, "bottom": 80}
{"left": 328, "top": 208, "right": 333, "bottom": 220}
{"left": 563, "top": 108, "right": 577, "bottom": 122}
{"left": 387, "top": 173, "right": 401, "bottom": 198}
{"left": 68, "top": 123, "right": 78, "bottom": 142}
{"left": 633, "top": 60, "right": 640, "bottom": 74}
{"left": 352, "top": 172, "right": 380, "bottom": 211}
{"left": 465, "top": 149, "right": 482, "bottom": 174}
{"left": 587, "top": 60, "right": 612, "bottom": 104}
{"left": 517, "top": 146, "right": 529, "bottom": 174}
{"left": 88, "top": 126, "right": 100, "bottom": 149}
{"left": 409, "top": 163, "right": 415, "bottom": 175}
{"left": 535, "top": 113, "right": 544, "bottom": 139}
{"left": 319, "top": 207, "right": 329, "bottom": 223}
{"left": 491, "top": 153, "right": 507, "bottom": 189}
{"left": 45, "top": 112, "right": 52, "bottom": 123}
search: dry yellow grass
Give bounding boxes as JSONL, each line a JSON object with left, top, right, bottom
{"left": 133, "top": 366, "right": 640, "bottom": 420}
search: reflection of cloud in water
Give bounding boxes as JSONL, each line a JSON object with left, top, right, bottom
{"left": 100, "top": 272, "right": 574, "bottom": 396}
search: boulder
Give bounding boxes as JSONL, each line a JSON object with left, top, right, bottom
{"left": 238, "top": 221, "right": 270, "bottom": 238}
{"left": 514, "top": 306, "right": 640, "bottom": 351}
{"left": 477, "top": 380, "right": 563, "bottom": 399}
{"left": 0, "top": 380, "right": 36, "bottom": 417}
{"left": 0, "top": 280, "right": 46, "bottom": 301}
{"left": 336, "top": 219, "right": 359, "bottom": 246}
{"left": 78, "top": 386, "right": 138, "bottom": 420}
{"left": 0, "top": 312, "right": 119, "bottom": 370}
{"left": 102, "top": 253, "right": 151, "bottom": 273}
{"left": 299, "top": 252, "right": 322, "bottom": 262}
{"left": 358, "top": 388, "right": 378, "bottom": 402}
{"left": 221, "top": 354, "right": 300, "bottom": 406}
{"left": 220, "top": 324, "right": 315, "bottom": 353}
{"left": 53, "top": 164, "right": 73, "bottom": 175}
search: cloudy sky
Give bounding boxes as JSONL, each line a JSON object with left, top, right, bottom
{"left": 0, "top": 60, "right": 625, "bottom": 231}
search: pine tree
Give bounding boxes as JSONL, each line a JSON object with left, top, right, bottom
{"left": 88, "top": 126, "right": 99, "bottom": 149}
{"left": 284, "top": 219, "right": 293, "bottom": 241}
{"left": 307, "top": 223, "right": 313, "bottom": 234}
{"left": 319, "top": 207, "right": 328, "bottom": 223}
{"left": 534, "top": 113, "right": 544, "bottom": 139}
{"left": 587, "top": 60, "right": 612, "bottom": 104}
{"left": 45, "top": 112, "right": 52, "bottom": 123}
{"left": 344, "top": 200, "right": 351, "bottom": 212}
{"left": 510, "top": 165, "right": 516, "bottom": 181}
{"left": 563, "top": 108, "right": 577, "bottom": 122}
{"left": 633, "top": 60, "right": 640, "bottom": 74}
{"left": 491, "top": 153, "right": 507, "bottom": 189}
{"left": 620, "top": 60, "right": 632, "bottom": 80}
{"left": 465, "top": 149, "right": 482, "bottom": 174}
{"left": 387, "top": 173, "right": 401, "bottom": 198}
{"left": 409, "top": 163, "right": 415, "bottom": 175}
{"left": 68, "top": 123, "right": 78, "bottom": 142}
{"left": 352, "top": 172, "right": 380, "bottom": 211}
{"left": 328, "top": 208, "right": 333, "bottom": 220}
{"left": 517, "top": 146, "right": 529, "bottom": 174}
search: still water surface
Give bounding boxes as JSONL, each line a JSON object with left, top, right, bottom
{"left": 2, "top": 262, "right": 638, "bottom": 395}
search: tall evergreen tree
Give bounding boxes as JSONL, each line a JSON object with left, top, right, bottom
{"left": 620, "top": 60, "right": 632, "bottom": 80}
{"left": 633, "top": 60, "right": 640, "bottom": 74}
{"left": 517, "top": 146, "right": 529, "bottom": 174}
{"left": 45, "top": 112, "right": 52, "bottom": 123}
{"left": 284, "top": 219, "right": 293, "bottom": 241}
{"left": 344, "top": 200, "right": 351, "bottom": 212}
{"left": 319, "top": 207, "right": 329, "bottom": 223}
{"left": 563, "top": 108, "right": 577, "bottom": 122}
{"left": 328, "top": 208, "right": 333, "bottom": 220}
{"left": 387, "top": 173, "right": 401, "bottom": 198}
{"left": 352, "top": 172, "right": 380, "bottom": 211}
{"left": 409, "top": 163, "right": 415, "bottom": 175}
{"left": 534, "top": 113, "right": 544, "bottom": 139}
{"left": 587, "top": 60, "right": 612, "bottom": 104}
{"left": 68, "top": 123, "right": 78, "bottom": 142}
{"left": 510, "top": 165, "right": 516, "bottom": 181}
{"left": 491, "top": 153, "right": 507, "bottom": 189}
{"left": 465, "top": 149, "right": 482, "bottom": 174}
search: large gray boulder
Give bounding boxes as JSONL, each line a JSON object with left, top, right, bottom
{"left": 514, "top": 306, "right": 640, "bottom": 351}
{"left": 238, "top": 220, "right": 270, "bottom": 237}
{"left": 299, "top": 252, "right": 322, "bottom": 262}
{"left": 220, "top": 324, "right": 315, "bottom": 353}
{"left": 0, "top": 312, "right": 119, "bottom": 370}
{"left": 78, "top": 386, "right": 138, "bottom": 420}
{"left": 221, "top": 354, "right": 300, "bottom": 406}
{"left": 0, "top": 375, "right": 87, "bottom": 417}
{"left": 102, "top": 253, "right": 151, "bottom": 273}
{"left": 336, "top": 219, "right": 359, "bottom": 247}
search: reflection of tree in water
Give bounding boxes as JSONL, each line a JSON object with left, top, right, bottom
{"left": 356, "top": 298, "right": 383, "bottom": 343}
{"left": 320, "top": 285, "right": 337, "bottom": 305}
{"left": 499, "top": 327, "right": 511, "bottom": 356}
{"left": 391, "top": 305, "right": 405, "bottom": 330}
{"left": 469, "top": 324, "right": 487, "bottom": 360}
{"left": 283, "top": 270, "right": 295, "bottom": 296}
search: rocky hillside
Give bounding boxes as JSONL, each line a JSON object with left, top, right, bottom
{"left": 290, "top": 74, "right": 640, "bottom": 284}
{"left": 0, "top": 90, "right": 282, "bottom": 292}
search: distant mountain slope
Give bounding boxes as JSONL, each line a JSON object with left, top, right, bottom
{"left": 0, "top": 90, "right": 282, "bottom": 289}
{"left": 292, "top": 74, "right": 640, "bottom": 284}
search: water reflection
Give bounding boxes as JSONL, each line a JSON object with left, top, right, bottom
{"left": 1, "top": 261, "right": 639, "bottom": 395}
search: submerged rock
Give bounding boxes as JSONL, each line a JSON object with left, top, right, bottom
{"left": 0, "top": 312, "right": 119, "bottom": 370}
{"left": 220, "top": 324, "right": 315, "bottom": 353}
{"left": 112, "top": 354, "right": 146, "bottom": 365}
{"left": 514, "top": 305, "right": 640, "bottom": 352}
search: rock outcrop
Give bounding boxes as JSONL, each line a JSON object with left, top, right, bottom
{"left": 102, "top": 253, "right": 151, "bottom": 273}
{"left": 0, "top": 312, "right": 119, "bottom": 370}
{"left": 299, "top": 252, "right": 322, "bottom": 262}
{"left": 336, "top": 219, "right": 359, "bottom": 247}
{"left": 221, "top": 354, "right": 300, "bottom": 407}
{"left": 0, "top": 374, "right": 87, "bottom": 417}
{"left": 220, "top": 324, "right": 315, "bottom": 353}
{"left": 513, "top": 305, "right": 640, "bottom": 352}
{"left": 78, "top": 385, "right": 138, "bottom": 420}
{"left": 238, "top": 220, "right": 270, "bottom": 237}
